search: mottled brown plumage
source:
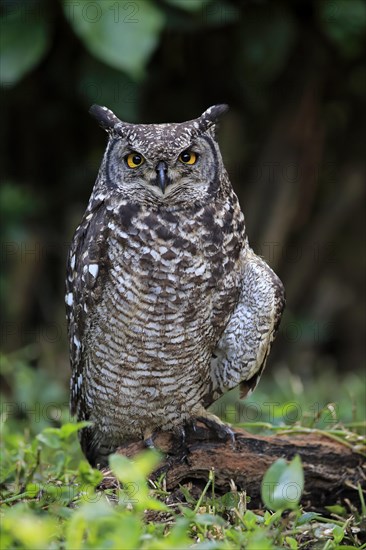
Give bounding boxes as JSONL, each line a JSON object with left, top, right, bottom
{"left": 65, "top": 105, "right": 285, "bottom": 466}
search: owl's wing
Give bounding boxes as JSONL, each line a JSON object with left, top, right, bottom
{"left": 65, "top": 197, "right": 109, "bottom": 420}
{"left": 209, "top": 248, "right": 285, "bottom": 404}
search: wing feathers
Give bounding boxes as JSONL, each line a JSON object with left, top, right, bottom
{"left": 65, "top": 199, "right": 108, "bottom": 418}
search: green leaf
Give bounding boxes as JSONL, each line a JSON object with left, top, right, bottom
{"left": 110, "top": 513, "right": 143, "bottom": 549}
{"left": 178, "top": 483, "right": 197, "bottom": 504}
{"left": 109, "top": 449, "right": 162, "bottom": 483}
{"left": 2, "top": 507, "right": 59, "bottom": 550}
{"left": 138, "top": 496, "right": 168, "bottom": 511}
{"left": 65, "top": 501, "right": 129, "bottom": 548}
{"left": 217, "top": 491, "right": 241, "bottom": 509}
{"left": 156, "top": 517, "right": 192, "bottom": 548}
{"left": 318, "top": 0, "right": 366, "bottom": 58}
{"left": 246, "top": 531, "right": 274, "bottom": 550}
{"left": 59, "top": 421, "right": 91, "bottom": 439}
{"left": 78, "top": 459, "right": 104, "bottom": 486}
{"left": 261, "top": 455, "right": 304, "bottom": 511}
{"left": 193, "top": 513, "right": 226, "bottom": 526}
{"left": 285, "top": 536, "right": 298, "bottom": 549}
{"left": 0, "top": 8, "right": 50, "bottom": 86}
{"left": 243, "top": 509, "right": 259, "bottom": 529}
{"left": 65, "top": 511, "right": 86, "bottom": 549}
{"left": 110, "top": 451, "right": 166, "bottom": 512}
{"left": 325, "top": 504, "right": 347, "bottom": 516}
{"left": 63, "top": 0, "right": 165, "bottom": 79}
{"left": 331, "top": 524, "right": 345, "bottom": 544}
{"left": 36, "top": 428, "right": 62, "bottom": 449}
{"left": 25, "top": 483, "right": 40, "bottom": 498}
{"left": 36, "top": 422, "right": 89, "bottom": 448}
{"left": 263, "top": 509, "right": 283, "bottom": 526}
{"left": 296, "top": 511, "right": 321, "bottom": 525}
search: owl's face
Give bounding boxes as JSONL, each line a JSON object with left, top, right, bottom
{"left": 91, "top": 105, "right": 228, "bottom": 205}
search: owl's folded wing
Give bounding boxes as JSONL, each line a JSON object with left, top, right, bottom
{"left": 209, "top": 248, "right": 285, "bottom": 404}
{"left": 65, "top": 198, "right": 109, "bottom": 419}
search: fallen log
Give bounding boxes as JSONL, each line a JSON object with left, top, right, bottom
{"left": 105, "top": 422, "right": 365, "bottom": 509}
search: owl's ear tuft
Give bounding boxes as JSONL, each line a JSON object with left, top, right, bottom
{"left": 198, "top": 104, "right": 229, "bottom": 131}
{"left": 89, "top": 105, "right": 122, "bottom": 132}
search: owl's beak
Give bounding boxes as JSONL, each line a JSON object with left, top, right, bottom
{"left": 156, "top": 161, "right": 168, "bottom": 194}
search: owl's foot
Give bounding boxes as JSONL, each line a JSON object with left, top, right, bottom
{"left": 143, "top": 428, "right": 158, "bottom": 449}
{"left": 143, "top": 426, "right": 187, "bottom": 455}
{"left": 175, "top": 425, "right": 186, "bottom": 446}
{"left": 190, "top": 408, "right": 236, "bottom": 448}
{"left": 144, "top": 436, "right": 155, "bottom": 449}
{"left": 196, "top": 416, "right": 236, "bottom": 447}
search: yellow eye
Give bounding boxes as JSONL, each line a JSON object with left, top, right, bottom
{"left": 179, "top": 150, "right": 197, "bottom": 165}
{"left": 126, "top": 152, "right": 145, "bottom": 168}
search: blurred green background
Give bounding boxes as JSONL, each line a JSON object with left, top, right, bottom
{"left": 1, "top": 0, "right": 365, "bottom": 423}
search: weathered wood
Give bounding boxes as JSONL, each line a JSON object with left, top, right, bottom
{"left": 107, "top": 422, "right": 365, "bottom": 508}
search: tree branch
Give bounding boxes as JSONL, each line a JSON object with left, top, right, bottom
{"left": 107, "top": 423, "right": 365, "bottom": 510}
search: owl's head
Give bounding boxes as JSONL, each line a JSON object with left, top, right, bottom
{"left": 90, "top": 104, "right": 229, "bottom": 205}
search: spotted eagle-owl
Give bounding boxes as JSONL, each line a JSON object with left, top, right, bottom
{"left": 65, "top": 104, "right": 285, "bottom": 466}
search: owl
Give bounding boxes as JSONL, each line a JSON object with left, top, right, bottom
{"left": 65, "top": 104, "right": 285, "bottom": 466}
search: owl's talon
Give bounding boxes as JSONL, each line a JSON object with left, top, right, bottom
{"left": 184, "top": 417, "right": 197, "bottom": 434}
{"left": 144, "top": 435, "right": 155, "bottom": 449}
{"left": 226, "top": 427, "right": 236, "bottom": 449}
{"left": 196, "top": 416, "right": 236, "bottom": 448}
{"left": 177, "top": 425, "right": 186, "bottom": 446}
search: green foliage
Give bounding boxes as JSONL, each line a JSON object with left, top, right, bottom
{"left": 1, "top": 426, "right": 364, "bottom": 549}
{"left": 36, "top": 421, "right": 91, "bottom": 448}
{"left": 1, "top": 359, "right": 365, "bottom": 548}
{"left": 110, "top": 451, "right": 168, "bottom": 512}
{"left": 4, "top": 0, "right": 363, "bottom": 91}
{"left": 63, "top": 0, "right": 165, "bottom": 80}
{"left": 0, "top": 183, "right": 41, "bottom": 237}
{"left": 318, "top": 0, "right": 366, "bottom": 58}
{"left": 0, "top": 6, "right": 50, "bottom": 85}
{"left": 261, "top": 455, "right": 304, "bottom": 511}
{"left": 212, "top": 367, "right": 366, "bottom": 444}
{"left": 2, "top": 506, "right": 60, "bottom": 550}
{"left": 0, "top": 354, "right": 69, "bottom": 434}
